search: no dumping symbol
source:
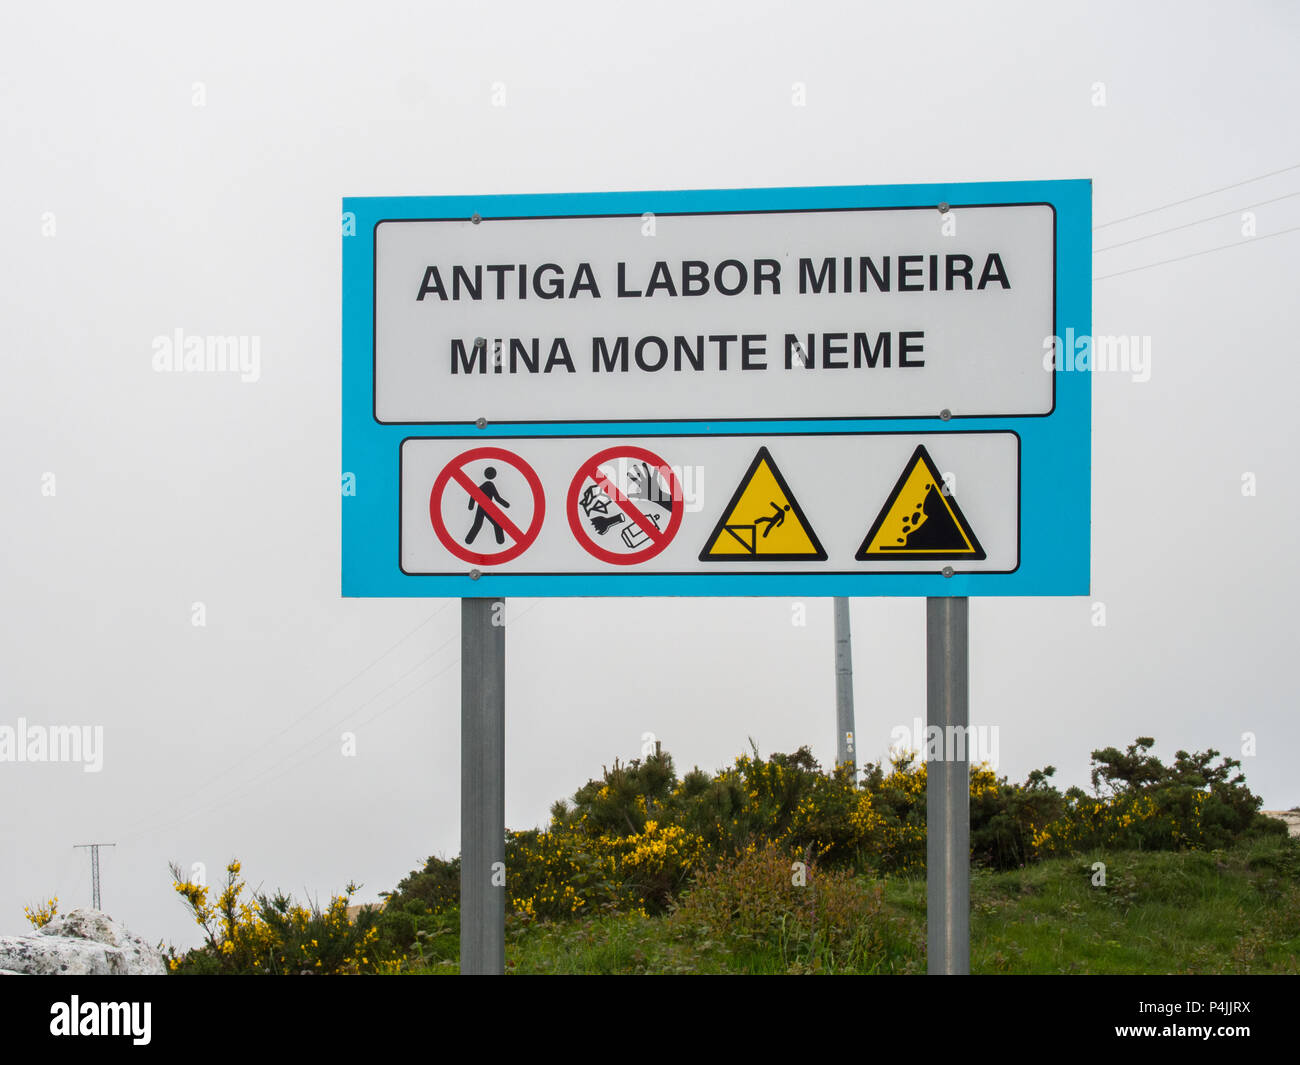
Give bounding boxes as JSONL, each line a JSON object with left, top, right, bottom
{"left": 429, "top": 446, "right": 545, "bottom": 566}
{"left": 566, "top": 445, "right": 683, "bottom": 566}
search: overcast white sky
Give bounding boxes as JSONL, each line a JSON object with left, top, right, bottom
{"left": 3, "top": 1, "right": 1298, "bottom": 951}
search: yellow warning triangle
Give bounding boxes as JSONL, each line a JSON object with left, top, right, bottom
{"left": 700, "top": 448, "right": 826, "bottom": 561}
{"left": 856, "top": 445, "right": 985, "bottom": 560}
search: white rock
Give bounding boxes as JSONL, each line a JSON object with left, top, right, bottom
{"left": 0, "top": 909, "right": 165, "bottom": 976}
{"left": 1263, "top": 810, "right": 1300, "bottom": 839}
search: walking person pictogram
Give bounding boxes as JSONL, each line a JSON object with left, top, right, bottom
{"left": 428, "top": 446, "right": 544, "bottom": 567}
{"left": 465, "top": 466, "right": 510, "bottom": 545}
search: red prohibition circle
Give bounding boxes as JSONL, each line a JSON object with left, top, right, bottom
{"left": 430, "top": 447, "right": 545, "bottom": 566}
{"left": 567, "top": 445, "right": 683, "bottom": 566}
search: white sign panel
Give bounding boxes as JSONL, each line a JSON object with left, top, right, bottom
{"left": 399, "top": 432, "right": 1019, "bottom": 576}
{"left": 374, "top": 204, "right": 1055, "bottom": 425}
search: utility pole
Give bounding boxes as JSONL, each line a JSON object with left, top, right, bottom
{"left": 73, "top": 843, "right": 116, "bottom": 911}
{"left": 834, "top": 596, "right": 856, "bottom": 775}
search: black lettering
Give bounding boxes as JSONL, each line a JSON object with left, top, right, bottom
{"left": 544, "top": 338, "right": 575, "bottom": 373}
{"left": 710, "top": 334, "right": 737, "bottom": 370}
{"left": 485, "top": 264, "right": 514, "bottom": 299}
{"left": 785, "top": 333, "right": 814, "bottom": 369}
{"left": 681, "top": 261, "right": 710, "bottom": 296}
{"left": 635, "top": 335, "right": 668, "bottom": 371}
{"left": 451, "top": 338, "right": 485, "bottom": 374}
{"left": 946, "top": 255, "right": 974, "bottom": 291}
{"left": 899, "top": 331, "right": 925, "bottom": 367}
{"left": 451, "top": 265, "right": 480, "bottom": 300}
{"left": 799, "top": 257, "right": 836, "bottom": 294}
{"left": 675, "top": 336, "right": 705, "bottom": 370}
{"left": 617, "top": 262, "right": 641, "bottom": 298}
{"left": 854, "top": 333, "right": 890, "bottom": 368}
{"left": 754, "top": 259, "right": 781, "bottom": 295}
{"left": 978, "top": 253, "right": 1010, "bottom": 289}
{"left": 570, "top": 262, "right": 600, "bottom": 298}
{"left": 645, "top": 261, "right": 677, "bottom": 297}
{"left": 593, "top": 336, "right": 629, "bottom": 372}
{"left": 899, "top": 255, "right": 924, "bottom": 291}
{"left": 860, "top": 256, "right": 890, "bottom": 292}
{"left": 510, "top": 338, "right": 538, "bottom": 372}
{"left": 822, "top": 333, "right": 848, "bottom": 369}
{"left": 741, "top": 334, "right": 767, "bottom": 370}
{"left": 416, "top": 266, "right": 446, "bottom": 301}
{"left": 715, "top": 260, "right": 747, "bottom": 296}
{"left": 533, "top": 264, "right": 564, "bottom": 299}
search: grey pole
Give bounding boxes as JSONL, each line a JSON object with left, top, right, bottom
{"left": 460, "top": 597, "right": 506, "bottom": 975}
{"left": 833, "top": 597, "right": 856, "bottom": 774}
{"left": 926, "top": 596, "right": 969, "bottom": 975}
{"left": 73, "top": 843, "right": 115, "bottom": 911}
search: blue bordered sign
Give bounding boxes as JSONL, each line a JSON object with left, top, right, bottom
{"left": 343, "top": 180, "right": 1090, "bottom": 598}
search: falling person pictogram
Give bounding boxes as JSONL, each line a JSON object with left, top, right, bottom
{"left": 754, "top": 501, "right": 791, "bottom": 538}
{"left": 698, "top": 448, "right": 827, "bottom": 561}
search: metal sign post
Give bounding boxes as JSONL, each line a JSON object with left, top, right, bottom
{"left": 460, "top": 597, "right": 505, "bottom": 974}
{"left": 926, "top": 596, "right": 970, "bottom": 974}
{"left": 833, "top": 597, "right": 856, "bottom": 773}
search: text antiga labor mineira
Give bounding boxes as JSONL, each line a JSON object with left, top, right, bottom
{"left": 414, "top": 253, "right": 1012, "bottom": 302}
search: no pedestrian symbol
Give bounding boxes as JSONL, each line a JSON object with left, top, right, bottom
{"left": 566, "top": 445, "right": 683, "bottom": 565}
{"left": 429, "top": 446, "right": 545, "bottom": 566}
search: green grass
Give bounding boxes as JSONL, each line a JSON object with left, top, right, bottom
{"left": 401, "top": 836, "right": 1300, "bottom": 974}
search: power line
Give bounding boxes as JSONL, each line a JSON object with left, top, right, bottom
{"left": 121, "top": 603, "right": 541, "bottom": 843}
{"left": 118, "top": 636, "right": 458, "bottom": 841}
{"left": 72, "top": 843, "right": 115, "bottom": 910}
{"left": 1094, "top": 224, "right": 1300, "bottom": 280}
{"left": 1094, "top": 191, "right": 1300, "bottom": 252}
{"left": 125, "top": 669, "right": 448, "bottom": 842}
{"left": 118, "top": 605, "right": 454, "bottom": 836}
{"left": 252, "top": 603, "right": 454, "bottom": 751}
{"left": 1094, "top": 163, "right": 1300, "bottom": 229}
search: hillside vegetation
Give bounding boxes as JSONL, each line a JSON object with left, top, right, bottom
{"left": 165, "top": 737, "right": 1295, "bottom": 974}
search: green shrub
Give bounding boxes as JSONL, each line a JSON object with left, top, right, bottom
{"left": 376, "top": 736, "right": 1279, "bottom": 945}
{"left": 166, "top": 860, "right": 400, "bottom": 974}
{"left": 1032, "top": 739, "right": 1284, "bottom": 858}
{"left": 667, "top": 840, "right": 918, "bottom": 973}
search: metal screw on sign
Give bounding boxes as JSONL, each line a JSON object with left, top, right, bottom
{"left": 942, "top": 566, "right": 955, "bottom": 578}
{"left": 471, "top": 213, "right": 482, "bottom": 224}
{"left": 937, "top": 202, "right": 950, "bottom": 213}
{"left": 469, "top": 569, "right": 482, "bottom": 581}
{"left": 940, "top": 408, "right": 952, "bottom": 421}
{"left": 475, "top": 417, "right": 487, "bottom": 429}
